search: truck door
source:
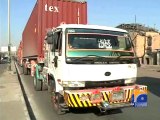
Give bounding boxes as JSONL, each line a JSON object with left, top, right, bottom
{"left": 52, "top": 30, "right": 62, "bottom": 69}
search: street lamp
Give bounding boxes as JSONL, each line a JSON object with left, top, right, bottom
{"left": 8, "top": 0, "right": 11, "bottom": 71}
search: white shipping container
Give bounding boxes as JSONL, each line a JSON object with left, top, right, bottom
{"left": 0, "top": 46, "right": 17, "bottom": 52}
{"left": 0, "top": 47, "right": 8, "bottom": 52}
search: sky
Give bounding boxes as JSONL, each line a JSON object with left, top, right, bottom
{"left": 0, "top": 0, "right": 160, "bottom": 47}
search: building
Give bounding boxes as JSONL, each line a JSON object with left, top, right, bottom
{"left": 117, "top": 23, "right": 160, "bottom": 65}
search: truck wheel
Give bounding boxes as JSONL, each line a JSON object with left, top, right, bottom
{"left": 42, "top": 82, "right": 48, "bottom": 91}
{"left": 50, "top": 81, "right": 66, "bottom": 115}
{"left": 27, "top": 68, "right": 30, "bottom": 75}
{"left": 34, "top": 76, "right": 42, "bottom": 91}
{"left": 23, "top": 66, "right": 28, "bottom": 75}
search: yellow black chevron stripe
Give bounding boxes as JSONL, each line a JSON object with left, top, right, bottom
{"left": 125, "top": 89, "right": 132, "bottom": 102}
{"left": 64, "top": 86, "right": 147, "bottom": 107}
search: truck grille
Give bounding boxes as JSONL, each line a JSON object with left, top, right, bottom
{"left": 85, "top": 79, "right": 125, "bottom": 88}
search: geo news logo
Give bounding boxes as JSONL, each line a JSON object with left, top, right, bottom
{"left": 131, "top": 94, "right": 148, "bottom": 107}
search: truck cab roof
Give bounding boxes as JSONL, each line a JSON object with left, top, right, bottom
{"left": 57, "top": 24, "right": 128, "bottom": 33}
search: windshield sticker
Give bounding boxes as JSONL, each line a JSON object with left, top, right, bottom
{"left": 98, "top": 39, "right": 112, "bottom": 49}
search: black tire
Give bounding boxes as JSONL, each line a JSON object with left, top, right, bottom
{"left": 27, "top": 68, "right": 30, "bottom": 75}
{"left": 34, "top": 76, "right": 42, "bottom": 91}
{"left": 23, "top": 66, "right": 28, "bottom": 75}
{"left": 22, "top": 65, "right": 25, "bottom": 73}
{"left": 42, "top": 82, "right": 48, "bottom": 91}
{"left": 50, "top": 80, "right": 66, "bottom": 115}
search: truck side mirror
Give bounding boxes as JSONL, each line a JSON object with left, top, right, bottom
{"left": 125, "top": 39, "right": 132, "bottom": 50}
{"left": 46, "top": 30, "right": 53, "bottom": 44}
{"left": 47, "top": 36, "right": 53, "bottom": 44}
{"left": 51, "top": 32, "right": 59, "bottom": 52}
{"left": 126, "top": 43, "right": 132, "bottom": 50}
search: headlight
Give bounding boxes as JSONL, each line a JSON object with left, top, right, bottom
{"left": 125, "top": 78, "right": 136, "bottom": 85}
{"left": 62, "top": 81, "right": 85, "bottom": 87}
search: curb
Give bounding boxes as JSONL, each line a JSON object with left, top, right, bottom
{"left": 14, "top": 62, "right": 31, "bottom": 120}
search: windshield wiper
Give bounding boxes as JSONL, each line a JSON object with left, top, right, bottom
{"left": 112, "top": 54, "right": 136, "bottom": 62}
{"left": 72, "top": 55, "right": 107, "bottom": 63}
{"left": 112, "top": 55, "right": 123, "bottom": 61}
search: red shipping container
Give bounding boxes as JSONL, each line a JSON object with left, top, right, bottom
{"left": 22, "top": 0, "right": 87, "bottom": 58}
{"left": 17, "top": 41, "right": 23, "bottom": 64}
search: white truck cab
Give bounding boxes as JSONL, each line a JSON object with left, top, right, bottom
{"left": 34, "top": 24, "right": 147, "bottom": 114}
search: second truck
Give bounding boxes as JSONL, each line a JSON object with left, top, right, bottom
{"left": 18, "top": 0, "right": 147, "bottom": 114}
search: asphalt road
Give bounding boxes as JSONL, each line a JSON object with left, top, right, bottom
{"left": 17, "top": 65, "right": 160, "bottom": 120}
{"left": 0, "top": 63, "right": 8, "bottom": 75}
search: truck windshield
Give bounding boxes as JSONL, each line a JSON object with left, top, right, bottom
{"left": 65, "top": 28, "right": 135, "bottom": 63}
{"left": 68, "top": 34, "right": 130, "bottom": 50}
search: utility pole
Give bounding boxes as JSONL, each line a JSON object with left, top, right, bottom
{"left": 135, "top": 15, "right": 136, "bottom": 24}
{"left": 134, "top": 15, "right": 137, "bottom": 55}
{"left": 154, "top": 24, "right": 156, "bottom": 30}
{"left": 134, "top": 15, "right": 137, "bottom": 31}
{"left": 8, "top": 0, "right": 11, "bottom": 71}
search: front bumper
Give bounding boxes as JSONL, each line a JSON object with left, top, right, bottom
{"left": 63, "top": 85, "right": 147, "bottom": 109}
